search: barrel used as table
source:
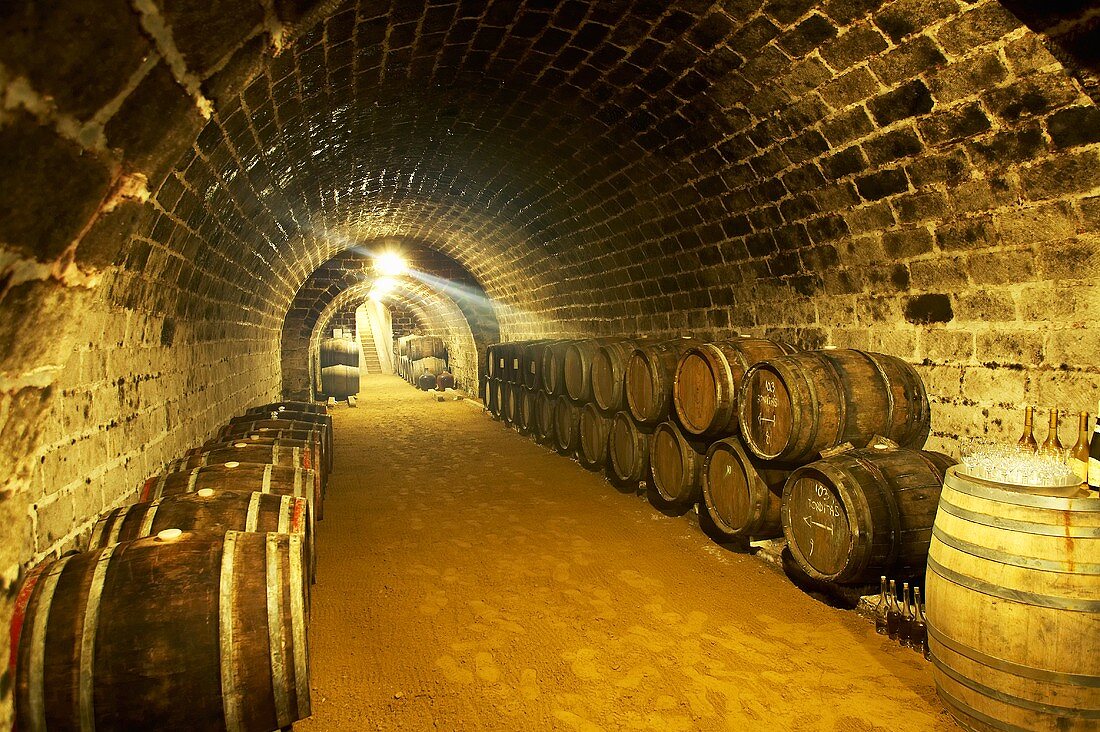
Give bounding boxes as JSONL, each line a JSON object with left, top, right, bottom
{"left": 781, "top": 446, "right": 955, "bottom": 584}
{"left": 926, "top": 467, "right": 1099, "bottom": 732}
{"left": 738, "top": 349, "right": 930, "bottom": 464}
{"left": 13, "top": 531, "right": 310, "bottom": 732}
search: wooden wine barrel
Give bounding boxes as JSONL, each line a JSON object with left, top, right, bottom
{"left": 552, "top": 395, "right": 580, "bottom": 455}
{"left": 926, "top": 467, "right": 1099, "bottom": 732}
{"left": 490, "top": 343, "right": 510, "bottom": 382}
{"left": 13, "top": 531, "right": 310, "bottom": 732}
{"left": 320, "top": 337, "right": 359, "bottom": 368}
{"left": 413, "top": 356, "right": 446, "bottom": 377}
{"left": 738, "top": 349, "right": 931, "bottom": 463}
{"left": 673, "top": 337, "right": 797, "bottom": 437}
{"left": 499, "top": 381, "right": 514, "bottom": 425}
{"left": 577, "top": 403, "right": 612, "bottom": 471}
{"left": 781, "top": 446, "right": 956, "bottom": 584}
{"left": 515, "top": 387, "right": 538, "bottom": 435}
{"left": 140, "top": 463, "right": 319, "bottom": 519}
{"left": 246, "top": 401, "right": 326, "bottom": 416}
{"left": 591, "top": 339, "right": 639, "bottom": 414}
{"left": 625, "top": 338, "right": 702, "bottom": 426}
{"left": 650, "top": 421, "right": 708, "bottom": 504}
{"left": 171, "top": 443, "right": 323, "bottom": 518}
{"left": 608, "top": 412, "right": 652, "bottom": 485}
{"left": 702, "top": 437, "right": 789, "bottom": 540}
{"left": 217, "top": 424, "right": 330, "bottom": 474}
{"left": 196, "top": 437, "right": 324, "bottom": 482}
{"left": 520, "top": 340, "right": 551, "bottom": 391}
{"left": 404, "top": 335, "right": 445, "bottom": 360}
{"left": 533, "top": 391, "right": 554, "bottom": 442}
{"left": 90, "top": 491, "right": 309, "bottom": 548}
{"left": 227, "top": 412, "right": 332, "bottom": 470}
{"left": 564, "top": 338, "right": 617, "bottom": 404}
{"left": 540, "top": 340, "right": 575, "bottom": 396}
{"left": 486, "top": 378, "right": 502, "bottom": 417}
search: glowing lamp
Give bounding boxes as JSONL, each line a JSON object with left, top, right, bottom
{"left": 375, "top": 251, "right": 407, "bottom": 276}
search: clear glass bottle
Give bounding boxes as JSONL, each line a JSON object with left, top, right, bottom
{"left": 898, "top": 582, "right": 912, "bottom": 647}
{"left": 1039, "top": 409, "right": 1063, "bottom": 456}
{"left": 886, "top": 579, "right": 901, "bottom": 640}
{"left": 1070, "top": 412, "right": 1090, "bottom": 484}
{"left": 911, "top": 587, "right": 927, "bottom": 656}
{"left": 1018, "top": 406, "right": 1037, "bottom": 452}
{"left": 875, "top": 576, "right": 889, "bottom": 635}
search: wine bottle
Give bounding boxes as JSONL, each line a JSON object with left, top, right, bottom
{"left": 875, "top": 576, "right": 889, "bottom": 635}
{"left": 886, "top": 580, "right": 901, "bottom": 640}
{"left": 918, "top": 592, "right": 931, "bottom": 661}
{"left": 898, "top": 582, "right": 912, "bottom": 647}
{"left": 1070, "top": 412, "right": 1090, "bottom": 484}
{"left": 1018, "top": 406, "right": 1037, "bottom": 452}
{"left": 1039, "top": 409, "right": 1063, "bottom": 456}
{"left": 1089, "top": 401, "right": 1100, "bottom": 491}
{"left": 911, "top": 587, "right": 927, "bottom": 656}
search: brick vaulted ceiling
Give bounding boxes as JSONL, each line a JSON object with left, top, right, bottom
{"left": 5, "top": 0, "right": 1097, "bottom": 352}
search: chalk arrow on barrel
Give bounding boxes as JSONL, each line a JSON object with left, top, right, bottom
{"left": 803, "top": 516, "right": 834, "bottom": 533}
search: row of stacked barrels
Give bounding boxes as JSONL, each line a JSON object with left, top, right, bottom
{"left": 487, "top": 338, "right": 1100, "bottom": 732}
{"left": 396, "top": 335, "right": 451, "bottom": 388}
{"left": 10, "top": 400, "right": 334, "bottom": 731}
{"left": 485, "top": 337, "right": 946, "bottom": 586}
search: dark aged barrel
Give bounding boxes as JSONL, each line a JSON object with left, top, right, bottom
{"left": 738, "top": 349, "right": 931, "bottom": 463}
{"left": 608, "top": 412, "right": 652, "bottom": 485}
{"left": 673, "top": 337, "right": 797, "bottom": 437}
{"left": 140, "top": 463, "right": 319, "bottom": 519}
{"left": 781, "top": 446, "right": 956, "bottom": 584}
{"left": 564, "top": 338, "right": 617, "bottom": 404}
{"left": 246, "top": 401, "right": 326, "bottom": 416}
{"left": 191, "top": 437, "right": 326, "bottom": 498}
{"left": 552, "top": 395, "right": 580, "bottom": 455}
{"left": 499, "top": 381, "right": 515, "bottom": 425}
{"left": 486, "top": 378, "right": 502, "bottom": 418}
{"left": 13, "top": 531, "right": 310, "bottom": 732}
{"left": 926, "top": 467, "right": 1100, "bottom": 732}
{"left": 320, "top": 336, "right": 358, "bottom": 367}
{"left": 591, "top": 339, "right": 639, "bottom": 414}
{"left": 577, "top": 403, "right": 612, "bottom": 471}
{"left": 521, "top": 340, "right": 552, "bottom": 391}
{"left": 228, "top": 411, "right": 333, "bottom": 471}
{"left": 321, "top": 364, "right": 359, "bottom": 397}
{"left": 702, "top": 437, "right": 790, "bottom": 540}
{"left": 533, "top": 391, "right": 554, "bottom": 442}
{"left": 650, "top": 421, "right": 708, "bottom": 504}
{"left": 540, "top": 340, "right": 575, "bottom": 396}
{"left": 625, "top": 338, "right": 702, "bottom": 426}
{"left": 217, "top": 423, "right": 331, "bottom": 474}
{"left": 90, "top": 491, "right": 309, "bottom": 549}
{"left": 513, "top": 384, "right": 533, "bottom": 434}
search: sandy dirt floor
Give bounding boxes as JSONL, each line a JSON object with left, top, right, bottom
{"left": 297, "top": 374, "right": 959, "bottom": 731}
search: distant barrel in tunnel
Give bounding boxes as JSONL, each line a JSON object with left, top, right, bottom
{"left": 321, "top": 364, "right": 360, "bottom": 398}
{"left": 552, "top": 395, "right": 580, "bottom": 455}
{"left": 320, "top": 337, "right": 359, "bottom": 368}
{"left": 625, "top": 338, "right": 702, "bottom": 427}
{"left": 577, "top": 403, "right": 612, "bottom": 471}
{"left": 540, "top": 340, "right": 575, "bottom": 396}
{"left": 607, "top": 412, "right": 653, "bottom": 486}
{"left": 591, "top": 339, "right": 642, "bottom": 414}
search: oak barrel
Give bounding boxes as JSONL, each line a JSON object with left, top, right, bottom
{"left": 650, "top": 421, "right": 708, "bottom": 504}
{"left": 90, "top": 491, "right": 309, "bottom": 551}
{"left": 12, "top": 531, "right": 310, "bottom": 732}
{"left": 521, "top": 340, "right": 554, "bottom": 391}
{"left": 738, "top": 349, "right": 931, "bottom": 463}
{"left": 140, "top": 463, "right": 319, "bottom": 519}
{"left": 499, "top": 380, "right": 515, "bottom": 426}
{"left": 540, "top": 340, "right": 575, "bottom": 396}
{"left": 197, "top": 436, "right": 324, "bottom": 481}
{"left": 533, "top": 391, "right": 554, "bottom": 443}
{"left": 608, "top": 412, "right": 652, "bottom": 485}
{"left": 591, "top": 339, "right": 639, "bottom": 414}
{"left": 486, "top": 378, "right": 502, "bottom": 418}
{"left": 703, "top": 437, "right": 789, "bottom": 540}
{"left": 246, "top": 401, "right": 326, "bottom": 416}
{"left": 673, "top": 337, "right": 797, "bottom": 437}
{"left": 514, "top": 384, "right": 534, "bottom": 434}
{"left": 320, "top": 336, "right": 358, "bottom": 368}
{"left": 217, "top": 424, "right": 330, "bottom": 474}
{"left": 564, "top": 338, "right": 616, "bottom": 404}
{"left": 402, "top": 335, "right": 445, "bottom": 361}
{"left": 228, "top": 411, "right": 332, "bottom": 470}
{"left": 552, "top": 395, "right": 580, "bottom": 455}
{"left": 577, "top": 403, "right": 612, "bottom": 471}
{"left": 926, "top": 468, "right": 1100, "bottom": 732}
{"left": 625, "top": 339, "right": 701, "bottom": 426}
{"left": 781, "top": 446, "right": 956, "bottom": 583}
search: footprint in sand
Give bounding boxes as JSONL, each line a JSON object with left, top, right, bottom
{"left": 435, "top": 654, "right": 474, "bottom": 684}
{"left": 564, "top": 648, "right": 603, "bottom": 680}
{"left": 552, "top": 709, "right": 606, "bottom": 732}
{"left": 418, "top": 590, "right": 448, "bottom": 616}
{"left": 519, "top": 668, "right": 540, "bottom": 700}
{"left": 474, "top": 651, "right": 501, "bottom": 683}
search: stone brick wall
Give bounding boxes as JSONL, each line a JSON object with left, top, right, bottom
{"left": 1, "top": 1, "right": 1098, "bottom": 723}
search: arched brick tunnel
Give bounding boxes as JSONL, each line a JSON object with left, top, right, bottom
{"left": 1, "top": 0, "right": 1098, "bottom": 727}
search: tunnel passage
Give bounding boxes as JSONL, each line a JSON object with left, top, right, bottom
{"left": 281, "top": 241, "right": 499, "bottom": 399}
{"left": 0, "top": 0, "right": 1098, "bottom": 725}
